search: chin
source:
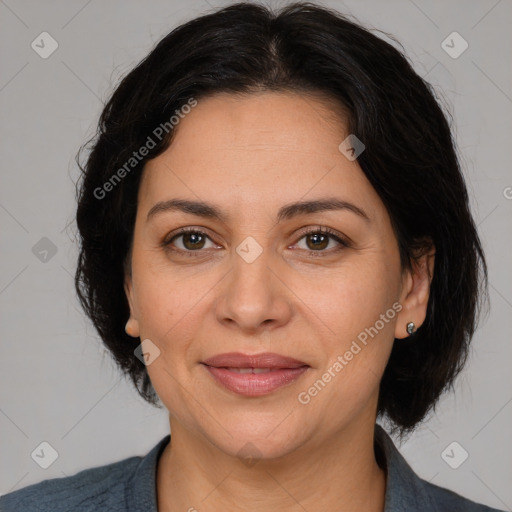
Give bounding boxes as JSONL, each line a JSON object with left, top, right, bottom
{"left": 199, "top": 414, "right": 307, "bottom": 461}
{"left": 216, "top": 432, "right": 303, "bottom": 463}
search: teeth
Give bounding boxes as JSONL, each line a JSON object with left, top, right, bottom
{"left": 227, "top": 367, "right": 274, "bottom": 374}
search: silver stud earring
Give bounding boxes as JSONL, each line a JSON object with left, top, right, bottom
{"left": 406, "top": 322, "right": 417, "bottom": 335}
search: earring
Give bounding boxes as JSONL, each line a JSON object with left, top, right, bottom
{"left": 406, "top": 322, "right": 417, "bottom": 335}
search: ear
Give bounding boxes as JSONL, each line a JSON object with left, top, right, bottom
{"left": 395, "top": 243, "right": 435, "bottom": 339}
{"left": 124, "top": 273, "right": 140, "bottom": 338}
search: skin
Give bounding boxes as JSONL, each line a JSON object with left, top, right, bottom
{"left": 124, "top": 91, "right": 435, "bottom": 512}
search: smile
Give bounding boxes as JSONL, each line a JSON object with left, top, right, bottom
{"left": 202, "top": 352, "right": 310, "bottom": 396}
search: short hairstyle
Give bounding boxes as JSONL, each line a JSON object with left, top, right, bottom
{"left": 75, "top": 1, "right": 488, "bottom": 435}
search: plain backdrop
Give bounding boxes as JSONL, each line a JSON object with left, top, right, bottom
{"left": 1, "top": 0, "right": 511, "bottom": 509}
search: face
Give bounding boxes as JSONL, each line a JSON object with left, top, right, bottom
{"left": 124, "top": 92, "right": 432, "bottom": 459}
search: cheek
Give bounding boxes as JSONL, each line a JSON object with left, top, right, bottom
{"left": 133, "top": 271, "right": 204, "bottom": 425}
{"left": 132, "top": 254, "right": 206, "bottom": 337}
{"left": 131, "top": 263, "right": 217, "bottom": 375}
{"left": 294, "top": 256, "right": 399, "bottom": 411}
{"left": 295, "top": 255, "right": 400, "bottom": 346}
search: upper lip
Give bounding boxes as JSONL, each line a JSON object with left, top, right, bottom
{"left": 203, "top": 352, "right": 308, "bottom": 369}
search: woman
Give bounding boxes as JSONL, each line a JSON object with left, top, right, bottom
{"left": 1, "top": 2, "right": 504, "bottom": 511}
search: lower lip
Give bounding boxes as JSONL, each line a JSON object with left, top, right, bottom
{"left": 203, "top": 365, "right": 309, "bottom": 397}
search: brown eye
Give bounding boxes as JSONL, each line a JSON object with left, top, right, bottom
{"left": 305, "top": 232, "right": 330, "bottom": 250}
{"left": 181, "top": 232, "right": 206, "bottom": 250}
{"left": 164, "top": 229, "right": 217, "bottom": 254}
{"left": 291, "top": 227, "right": 349, "bottom": 256}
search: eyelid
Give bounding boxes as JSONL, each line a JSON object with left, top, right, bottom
{"left": 163, "top": 225, "right": 218, "bottom": 243}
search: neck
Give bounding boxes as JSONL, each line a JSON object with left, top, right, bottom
{"left": 156, "top": 417, "right": 386, "bottom": 512}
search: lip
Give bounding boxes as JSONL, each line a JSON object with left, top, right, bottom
{"left": 202, "top": 352, "right": 310, "bottom": 397}
{"left": 203, "top": 352, "right": 307, "bottom": 369}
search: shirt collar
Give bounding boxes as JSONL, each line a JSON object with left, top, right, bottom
{"left": 375, "top": 424, "right": 441, "bottom": 511}
{"left": 126, "top": 434, "right": 170, "bottom": 512}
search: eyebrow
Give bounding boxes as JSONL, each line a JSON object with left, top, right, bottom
{"left": 146, "top": 197, "right": 371, "bottom": 224}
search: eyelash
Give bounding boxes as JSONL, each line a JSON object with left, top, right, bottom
{"left": 162, "top": 226, "right": 350, "bottom": 258}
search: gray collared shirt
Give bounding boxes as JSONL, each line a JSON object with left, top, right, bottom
{"left": 0, "top": 425, "right": 505, "bottom": 511}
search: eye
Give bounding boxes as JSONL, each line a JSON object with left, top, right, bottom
{"left": 162, "top": 226, "right": 350, "bottom": 258}
{"left": 163, "top": 228, "right": 218, "bottom": 254}
{"left": 291, "top": 227, "right": 349, "bottom": 255}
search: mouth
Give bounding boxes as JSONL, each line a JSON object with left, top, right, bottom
{"left": 201, "top": 352, "right": 310, "bottom": 397}
{"left": 220, "top": 367, "right": 286, "bottom": 374}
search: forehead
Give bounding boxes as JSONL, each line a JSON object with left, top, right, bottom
{"left": 138, "top": 92, "right": 383, "bottom": 221}
{"left": 166, "top": 91, "right": 347, "bottom": 151}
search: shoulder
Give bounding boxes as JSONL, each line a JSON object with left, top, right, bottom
{"left": 0, "top": 455, "right": 140, "bottom": 512}
{"left": 374, "top": 425, "right": 505, "bottom": 512}
{"left": 421, "top": 479, "right": 503, "bottom": 512}
{"left": 0, "top": 435, "right": 170, "bottom": 512}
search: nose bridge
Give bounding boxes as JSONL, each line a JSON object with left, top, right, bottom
{"left": 217, "top": 237, "right": 291, "bottom": 331}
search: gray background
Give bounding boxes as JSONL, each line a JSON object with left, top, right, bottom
{"left": 1, "top": 0, "right": 511, "bottom": 508}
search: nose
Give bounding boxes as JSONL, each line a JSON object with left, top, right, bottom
{"left": 215, "top": 245, "right": 293, "bottom": 334}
